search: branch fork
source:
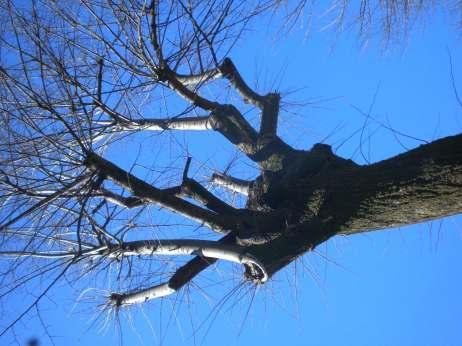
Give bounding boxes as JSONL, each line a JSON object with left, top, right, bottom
{"left": 107, "top": 239, "right": 268, "bottom": 306}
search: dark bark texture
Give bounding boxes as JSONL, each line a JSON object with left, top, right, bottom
{"left": 245, "top": 134, "right": 462, "bottom": 276}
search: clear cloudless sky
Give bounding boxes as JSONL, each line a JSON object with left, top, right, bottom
{"left": 12, "top": 4, "right": 462, "bottom": 346}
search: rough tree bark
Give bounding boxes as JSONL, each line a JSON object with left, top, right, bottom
{"left": 246, "top": 134, "right": 462, "bottom": 275}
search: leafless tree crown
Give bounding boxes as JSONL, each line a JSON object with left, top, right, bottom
{"left": 1, "top": 0, "right": 461, "bottom": 341}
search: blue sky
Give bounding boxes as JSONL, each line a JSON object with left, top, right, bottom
{"left": 4, "top": 3, "right": 462, "bottom": 346}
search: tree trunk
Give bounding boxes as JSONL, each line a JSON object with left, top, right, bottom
{"left": 246, "top": 134, "right": 462, "bottom": 277}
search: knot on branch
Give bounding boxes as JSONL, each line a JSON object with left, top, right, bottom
{"left": 109, "top": 292, "right": 125, "bottom": 307}
{"left": 263, "top": 92, "right": 280, "bottom": 107}
{"left": 219, "top": 57, "right": 234, "bottom": 79}
{"left": 156, "top": 67, "right": 171, "bottom": 82}
{"left": 311, "top": 143, "right": 333, "bottom": 155}
{"left": 83, "top": 152, "right": 99, "bottom": 172}
{"left": 244, "top": 262, "right": 267, "bottom": 284}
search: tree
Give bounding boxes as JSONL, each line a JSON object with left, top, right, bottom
{"left": 0, "top": 0, "right": 461, "bottom": 343}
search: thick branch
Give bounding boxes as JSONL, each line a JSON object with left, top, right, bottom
{"left": 175, "top": 68, "right": 222, "bottom": 86}
{"left": 168, "top": 232, "right": 236, "bottom": 290}
{"left": 180, "top": 178, "right": 239, "bottom": 214}
{"left": 99, "top": 105, "right": 290, "bottom": 165}
{"left": 259, "top": 93, "right": 280, "bottom": 136}
{"left": 95, "top": 105, "right": 260, "bottom": 159}
{"left": 109, "top": 239, "right": 263, "bottom": 267}
{"left": 99, "top": 188, "right": 144, "bottom": 208}
{"left": 95, "top": 116, "right": 211, "bottom": 131}
{"left": 160, "top": 69, "right": 220, "bottom": 110}
{"left": 84, "top": 153, "right": 236, "bottom": 233}
{"left": 219, "top": 58, "right": 265, "bottom": 107}
{"left": 167, "top": 60, "right": 281, "bottom": 137}
{"left": 96, "top": 105, "right": 293, "bottom": 169}
{"left": 101, "top": 179, "right": 237, "bottom": 215}
{"left": 211, "top": 172, "right": 251, "bottom": 195}
{"left": 108, "top": 238, "right": 267, "bottom": 306}
{"left": 208, "top": 104, "right": 297, "bottom": 168}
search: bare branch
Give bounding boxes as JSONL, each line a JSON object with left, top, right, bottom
{"left": 260, "top": 93, "right": 281, "bottom": 136}
{"left": 159, "top": 68, "right": 221, "bottom": 110}
{"left": 95, "top": 57, "right": 104, "bottom": 104}
{"left": 84, "top": 153, "right": 237, "bottom": 233}
{"left": 95, "top": 116, "right": 211, "bottom": 132}
{"left": 0, "top": 174, "right": 91, "bottom": 231}
{"left": 99, "top": 188, "right": 145, "bottom": 209}
{"left": 175, "top": 68, "right": 222, "bottom": 86}
{"left": 211, "top": 172, "right": 252, "bottom": 196}
{"left": 108, "top": 238, "right": 268, "bottom": 306}
{"left": 219, "top": 58, "right": 265, "bottom": 107}
{"left": 100, "top": 179, "right": 237, "bottom": 215}
{"left": 180, "top": 178, "right": 239, "bottom": 214}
